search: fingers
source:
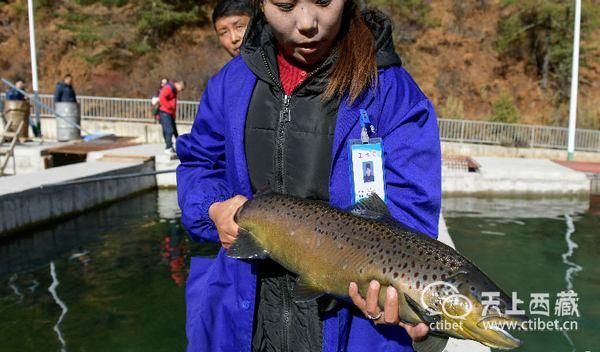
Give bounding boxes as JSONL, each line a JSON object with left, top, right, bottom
{"left": 230, "top": 195, "right": 249, "bottom": 212}
{"left": 399, "top": 322, "right": 429, "bottom": 342}
{"left": 383, "top": 286, "right": 399, "bottom": 324}
{"left": 350, "top": 281, "right": 427, "bottom": 338}
{"left": 365, "top": 280, "right": 380, "bottom": 319}
{"left": 220, "top": 233, "right": 237, "bottom": 250}
{"left": 209, "top": 195, "right": 249, "bottom": 249}
{"left": 348, "top": 282, "right": 366, "bottom": 312}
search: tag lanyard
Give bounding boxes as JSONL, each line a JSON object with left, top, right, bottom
{"left": 349, "top": 109, "right": 387, "bottom": 204}
{"left": 359, "top": 109, "right": 377, "bottom": 143}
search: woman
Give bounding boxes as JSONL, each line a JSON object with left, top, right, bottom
{"left": 177, "top": 1, "right": 442, "bottom": 351}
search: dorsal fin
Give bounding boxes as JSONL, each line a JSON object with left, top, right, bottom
{"left": 350, "top": 193, "right": 390, "bottom": 215}
{"left": 348, "top": 193, "right": 397, "bottom": 225}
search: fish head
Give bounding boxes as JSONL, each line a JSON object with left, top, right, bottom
{"left": 419, "top": 270, "right": 527, "bottom": 350}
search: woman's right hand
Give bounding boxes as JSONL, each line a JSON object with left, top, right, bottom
{"left": 208, "top": 195, "right": 248, "bottom": 249}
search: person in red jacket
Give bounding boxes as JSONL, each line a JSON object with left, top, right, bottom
{"left": 158, "top": 79, "right": 186, "bottom": 154}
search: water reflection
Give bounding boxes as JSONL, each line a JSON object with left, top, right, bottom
{"left": 560, "top": 214, "right": 582, "bottom": 352}
{"left": 49, "top": 261, "right": 68, "bottom": 352}
{"left": 443, "top": 196, "right": 589, "bottom": 219}
{"left": 562, "top": 214, "right": 582, "bottom": 291}
{"left": 157, "top": 190, "right": 190, "bottom": 286}
{"left": 0, "top": 192, "right": 156, "bottom": 279}
{"left": 8, "top": 274, "right": 23, "bottom": 302}
{"left": 444, "top": 196, "right": 597, "bottom": 352}
{"left": 0, "top": 190, "right": 194, "bottom": 351}
{"left": 590, "top": 195, "right": 600, "bottom": 216}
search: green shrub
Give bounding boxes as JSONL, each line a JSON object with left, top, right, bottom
{"left": 496, "top": 0, "right": 600, "bottom": 102}
{"left": 491, "top": 93, "right": 520, "bottom": 123}
{"left": 367, "top": 0, "right": 435, "bottom": 41}
{"left": 438, "top": 95, "right": 465, "bottom": 119}
{"left": 73, "top": 0, "right": 128, "bottom": 7}
{"left": 137, "top": 0, "right": 201, "bottom": 41}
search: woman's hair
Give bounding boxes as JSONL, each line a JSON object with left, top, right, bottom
{"left": 324, "top": 1, "right": 376, "bottom": 104}
{"left": 252, "top": 0, "right": 376, "bottom": 104}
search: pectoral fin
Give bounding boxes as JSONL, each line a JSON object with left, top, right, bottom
{"left": 396, "top": 292, "right": 426, "bottom": 324}
{"left": 227, "top": 228, "right": 269, "bottom": 259}
{"left": 404, "top": 294, "right": 441, "bottom": 324}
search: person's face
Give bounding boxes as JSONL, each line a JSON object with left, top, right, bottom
{"left": 161, "top": 79, "right": 168, "bottom": 87}
{"left": 262, "top": 0, "right": 345, "bottom": 67}
{"left": 15, "top": 81, "right": 24, "bottom": 89}
{"left": 64, "top": 76, "right": 72, "bottom": 85}
{"left": 175, "top": 82, "right": 185, "bottom": 92}
{"left": 215, "top": 14, "right": 251, "bottom": 57}
{"left": 366, "top": 167, "right": 371, "bottom": 176}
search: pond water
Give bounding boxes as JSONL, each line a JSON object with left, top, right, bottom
{"left": 0, "top": 190, "right": 217, "bottom": 352}
{"left": 444, "top": 196, "right": 599, "bottom": 352}
{"left": 1, "top": 191, "right": 597, "bottom": 352}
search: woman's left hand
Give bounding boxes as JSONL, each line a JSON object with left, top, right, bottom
{"left": 349, "top": 281, "right": 429, "bottom": 342}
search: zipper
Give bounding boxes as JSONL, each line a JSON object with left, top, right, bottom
{"left": 259, "top": 49, "right": 329, "bottom": 194}
{"left": 281, "top": 275, "right": 291, "bottom": 352}
{"left": 275, "top": 95, "right": 291, "bottom": 193}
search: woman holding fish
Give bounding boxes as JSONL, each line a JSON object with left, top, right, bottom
{"left": 177, "top": 0, "right": 442, "bottom": 351}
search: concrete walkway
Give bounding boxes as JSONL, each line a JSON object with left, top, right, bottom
{"left": 443, "top": 156, "right": 590, "bottom": 195}
{"left": 4, "top": 140, "right": 75, "bottom": 175}
{"left": 88, "top": 143, "right": 178, "bottom": 187}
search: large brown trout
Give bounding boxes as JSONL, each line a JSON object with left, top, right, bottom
{"left": 230, "top": 194, "right": 526, "bottom": 350}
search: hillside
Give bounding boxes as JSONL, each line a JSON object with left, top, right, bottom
{"left": 0, "top": 0, "right": 598, "bottom": 128}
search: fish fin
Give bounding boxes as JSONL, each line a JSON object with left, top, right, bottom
{"left": 412, "top": 335, "right": 449, "bottom": 352}
{"left": 348, "top": 193, "right": 403, "bottom": 228}
{"left": 396, "top": 292, "right": 425, "bottom": 324}
{"left": 292, "top": 279, "right": 325, "bottom": 302}
{"left": 349, "top": 193, "right": 391, "bottom": 217}
{"left": 252, "top": 186, "right": 273, "bottom": 197}
{"left": 227, "top": 228, "right": 269, "bottom": 259}
{"left": 404, "top": 293, "right": 441, "bottom": 324}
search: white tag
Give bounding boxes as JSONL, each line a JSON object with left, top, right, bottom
{"left": 349, "top": 140, "right": 386, "bottom": 204}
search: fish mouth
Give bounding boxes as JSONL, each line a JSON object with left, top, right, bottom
{"left": 472, "top": 315, "right": 526, "bottom": 350}
{"left": 486, "top": 325, "right": 522, "bottom": 349}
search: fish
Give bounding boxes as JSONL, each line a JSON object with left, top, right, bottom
{"left": 229, "top": 193, "right": 527, "bottom": 350}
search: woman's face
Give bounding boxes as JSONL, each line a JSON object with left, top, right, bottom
{"left": 262, "top": 0, "right": 346, "bottom": 67}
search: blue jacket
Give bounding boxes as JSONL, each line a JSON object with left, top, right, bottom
{"left": 176, "top": 56, "right": 441, "bottom": 352}
{"left": 6, "top": 87, "right": 26, "bottom": 101}
{"left": 53, "top": 82, "right": 77, "bottom": 103}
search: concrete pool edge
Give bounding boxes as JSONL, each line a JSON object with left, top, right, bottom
{"left": 0, "top": 161, "right": 156, "bottom": 235}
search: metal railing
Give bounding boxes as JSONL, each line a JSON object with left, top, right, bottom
{"left": 1, "top": 93, "right": 599, "bottom": 152}
{"left": 1, "top": 93, "right": 198, "bottom": 124}
{"left": 437, "top": 118, "right": 600, "bottom": 152}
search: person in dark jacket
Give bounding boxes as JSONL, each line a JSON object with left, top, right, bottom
{"left": 177, "top": 1, "right": 444, "bottom": 351}
{"left": 213, "top": 0, "right": 253, "bottom": 57}
{"left": 159, "top": 80, "right": 185, "bottom": 154}
{"left": 6, "top": 78, "right": 27, "bottom": 101}
{"left": 53, "top": 74, "right": 77, "bottom": 103}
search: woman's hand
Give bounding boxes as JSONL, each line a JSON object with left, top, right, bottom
{"left": 349, "top": 281, "right": 429, "bottom": 342}
{"left": 208, "top": 195, "right": 248, "bottom": 249}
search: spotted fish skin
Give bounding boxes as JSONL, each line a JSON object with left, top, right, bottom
{"left": 236, "top": 194, "right": 464, "bottom": 300}
{"left": 231, "top": 194, "right": 524, "bottom": 350}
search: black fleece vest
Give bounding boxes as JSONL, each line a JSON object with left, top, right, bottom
{"left": 244, "top": 48, "right": 340, "bottom": 352}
